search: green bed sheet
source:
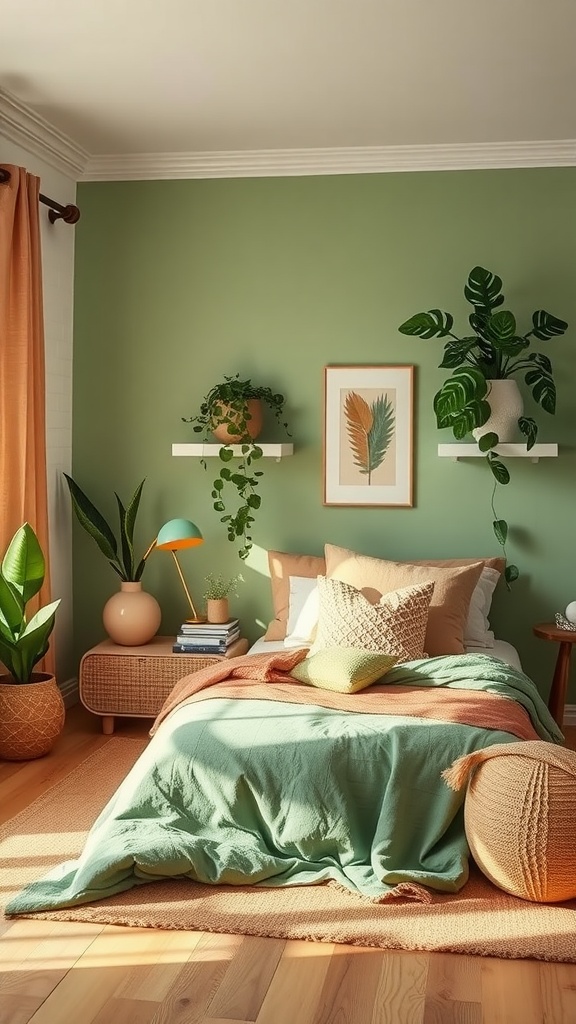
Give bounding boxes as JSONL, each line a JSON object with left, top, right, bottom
{"left": 6, "top": 654, "right": 561, "bottom": 914}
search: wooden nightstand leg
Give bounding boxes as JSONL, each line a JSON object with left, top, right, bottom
{"left": 548, "top": 642, "right": 571, "bottom": 728}
{"left": 102, "top": 715, "right": 115, "bottom": 735}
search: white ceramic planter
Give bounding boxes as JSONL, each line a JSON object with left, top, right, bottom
{"left": 472, "top": 379, "right": 524, "bottom": 443}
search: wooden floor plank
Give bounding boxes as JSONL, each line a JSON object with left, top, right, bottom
{"left": 206, "top": 935, "right": 285, "bottom": 1022}
{"left": 255, "top": 939, "right": 335, "bottom": 1024}
{"left": 481, "top": 959, "right": 544, "bottom": 1024}
{"left": 539, "top": 961, "right": 576, "bottom": 1021}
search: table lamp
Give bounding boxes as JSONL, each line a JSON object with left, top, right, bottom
{"left": 144, "top": 518, "right": 205, "bottom": 622}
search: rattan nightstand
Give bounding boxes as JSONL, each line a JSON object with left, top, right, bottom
{"left": 79, "top": 634, "right": 249, "bottom": 734}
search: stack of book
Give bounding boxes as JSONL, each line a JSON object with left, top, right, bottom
{"left": 172, "top": 618, "right": 240, "bottom": 655}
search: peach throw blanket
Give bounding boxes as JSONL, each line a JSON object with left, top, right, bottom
{"left": 151, "top": 649, "right": 540, "bottom": 741}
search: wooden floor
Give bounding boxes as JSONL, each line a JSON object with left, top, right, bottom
{"left": 1, "top": 706, "right": 575, "bottom": 1024}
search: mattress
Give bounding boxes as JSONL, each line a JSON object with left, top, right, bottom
{"left": 247, "top": 636, "right": 523, "bottom": 671}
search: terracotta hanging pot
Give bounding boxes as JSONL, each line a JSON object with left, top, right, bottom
{"left": 102, "top": 581, "right": 162, "bottom": 646}
{"left": 0, "top": 673, "right": 65, "bottom": 761}
{"left": 211, "top": 399, "right": 263, "bottom": 443}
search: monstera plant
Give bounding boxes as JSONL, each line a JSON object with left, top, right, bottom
{"left": 399, "top": 266, "right": 568, "bottom": 584}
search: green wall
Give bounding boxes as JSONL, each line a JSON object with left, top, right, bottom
{"left": 73, "top": 169, "right": 576, "bottom": 700}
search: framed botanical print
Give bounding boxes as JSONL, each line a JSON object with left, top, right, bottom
{"left": 323, "top": 365, "right": 414, "bottom": 507}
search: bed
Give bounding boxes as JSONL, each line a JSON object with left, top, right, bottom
{"left": 5, "top": 546, "right": 563, "bottom": 917}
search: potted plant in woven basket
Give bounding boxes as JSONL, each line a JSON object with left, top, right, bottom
{"left": 0, "top": 522, "right": 63, "bottom": 760}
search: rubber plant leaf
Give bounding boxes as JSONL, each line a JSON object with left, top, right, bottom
{"left": 2, "top": 522, "right": 45, "bottom": 606}
{"left": 15, "top": 600, "right": 61, "bottom": 683}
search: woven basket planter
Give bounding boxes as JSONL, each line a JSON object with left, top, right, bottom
{"left": 0, "top": 673, "right": 65, "bottom": 761}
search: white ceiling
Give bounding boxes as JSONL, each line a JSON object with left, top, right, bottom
{"left": 2, "top": 0, "right": 576, "bottom": 163}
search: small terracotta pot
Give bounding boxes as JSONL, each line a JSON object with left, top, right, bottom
{"left": 0, "top": 673, "right": 65, "bottom": 761}
{"left": 211, "top": 399, "right": 263, "bottom": 443}
{"left": 206, "top": 598, "right": 230, "bottom": 624}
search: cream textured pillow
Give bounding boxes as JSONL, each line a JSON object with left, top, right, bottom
{"left": 324, "top": 544, "right": 484, "bottom": 657}
{"left": 309, "top": 575, "right": 434, "bottom": 663}
{"left": 292, "top": 646, "right": 397, "bottom": 693}
{"left": 264, "top": 550, "right": 326, "bottom": 641}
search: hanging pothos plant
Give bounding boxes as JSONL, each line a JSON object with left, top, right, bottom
{"left": 182, "top": 374, "right": 291, "bottom": 560}
{"left": 344, "top": 391, "right": 395, "bottom": 484}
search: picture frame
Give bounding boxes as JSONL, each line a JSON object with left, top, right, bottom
{"left": 323, "top": 365, "right": 414, "bottom": 507}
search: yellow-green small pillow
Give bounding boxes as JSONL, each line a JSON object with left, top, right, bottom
{"left": 292, "top": 646, "right": 397, "bottom": 694}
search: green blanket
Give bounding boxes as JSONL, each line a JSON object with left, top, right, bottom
{"left": 6, "top": 655, "right": 561, "bottom": 913}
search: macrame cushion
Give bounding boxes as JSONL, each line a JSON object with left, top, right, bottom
{"left": 443, "top": 741, "right": 576, "bottom": 903}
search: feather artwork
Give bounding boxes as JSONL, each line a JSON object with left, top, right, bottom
{"left": 344, "top": 391, "right": 395, "bottom": 484}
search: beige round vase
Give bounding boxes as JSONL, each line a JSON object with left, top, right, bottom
{"left": 0, "top": 673, "right": 65, "bottom": 761}
{"left": 211, "top": 399, "right": 263, "bottom": 443}
{"left": 102, "top": 581, "right": 162, "bottom": 646}
{"left": 206, "top": 598, "right": 230, "bottom": 624}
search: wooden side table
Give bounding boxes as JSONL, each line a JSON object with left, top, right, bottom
{"left": 533, "top": 622, "right": 576, "bottom": 728}
{"left": 79, "top": 634, "right": 249, "bottom": 734}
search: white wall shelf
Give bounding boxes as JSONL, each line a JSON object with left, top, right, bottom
{"left": 172, "top": 442, "right": 294, "bottom": 462}
{"left": 438, "top": 443, "right": 558, "bottom": 463}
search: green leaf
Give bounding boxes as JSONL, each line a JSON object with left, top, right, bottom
{"left": 63, "top": 474, "right": 119, "bottom": 564}
{"left": 115, "top": 494, "right": 131, "bottom": 580}
{"left": 524, "top": 370, "right": 556, "bottom": 414}
{"left": 493, "top": 519, "right": 508, "bottom": 544}
{"left": 247, "top": 494, "right": 261, "bottom": 509}
{"left": 398, "top": 309, "right": 454, "bottom": 338}
{"left": 439, "top": 338, "right": 478, "bottom": 369}
{"left": 505, "top": 564, "right": 519, "bottom": 585}
{"left": 219, "top": 447, "right": 234, "bottom": 462}
{"left": 488, "top": 458, "right": 510, "bottom": 485}
{"left": 526, "top": 351, "right": 552, "bottom": 373}
{"left": 433, "top": 368, "right": 488, "bottom": 422}
{"left": 484, "top": 310, "right": 516, "bottom": 343}
{"left": 219, "top": 468, "right": 231, "bottom": 480}
{"left": 214, "top": 501, "right": 225, "bottom": 512}
{"left": 0, "top": 572, "right": 23, "bottom": 633}
{"left": 478, "top": 431, "right": 499, "bottom": 452}
{"left": 213, "top": 478, "right": 224, "bottom": 491}
{"left": 531, "top": 310, "right": 568, "bottom": 341}
{"left": 2, "top": 523, "right": 45, "bottom": 605}
{"left": 518, "top": 417, "right": 538, "bottom": 449}
{"left": 464, "top": 266, "right": 504, "bottom": 313}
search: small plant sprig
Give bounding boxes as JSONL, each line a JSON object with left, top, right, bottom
{"left": 203, "top": 572, "right": 244, "bottom": 601}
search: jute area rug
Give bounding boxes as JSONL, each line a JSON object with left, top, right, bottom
{"left": 2, "top": 738, "right": 576, "bottom": 963}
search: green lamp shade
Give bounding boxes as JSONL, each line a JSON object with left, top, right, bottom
{"left": 155, "top": 518, "right": 203, "bottom": 551}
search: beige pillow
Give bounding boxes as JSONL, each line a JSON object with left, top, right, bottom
{"left": 324, "top": 543, "right": 484, "bottom": 657}
{"left": 292, "top": 646, "right": 397, "bottom": 693}
{"left": 264, "top": 550, "right": 326, "bottom": 641}
{"left": 310, "top": 575, "right": 434, "bottom": 663}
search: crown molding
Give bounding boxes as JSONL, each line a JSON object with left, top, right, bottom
{"left": 0, "top": 88, "right": 89, "bottom": 179}
{"left": 82, "top": 139, "right": 576, "bottom": 181}
{"left": 2, "top": 86, "right": 576, "bottom": 182}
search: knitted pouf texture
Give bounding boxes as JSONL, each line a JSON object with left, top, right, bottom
{"left": 443, "top": 741, "right": 576, "bottom": 903}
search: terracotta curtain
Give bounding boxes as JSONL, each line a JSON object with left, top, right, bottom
{"left": 0, "top": 164, "right": 55, "bottom": 675}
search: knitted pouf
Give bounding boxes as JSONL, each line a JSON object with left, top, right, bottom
{"left": 443, "top": 741, "right": 576, "bottom": 903}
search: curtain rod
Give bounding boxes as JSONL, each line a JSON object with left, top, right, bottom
{"left": 0, "top": 167, "right": 80, "bottom": 224}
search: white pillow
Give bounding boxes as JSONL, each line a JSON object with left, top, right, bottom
{"left": 283, "top": 575, "right": 319, "bottom": 648}
{"left": 464, "top": 566, "right": 500, "bottom": 649}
